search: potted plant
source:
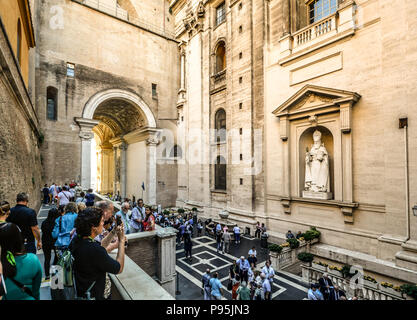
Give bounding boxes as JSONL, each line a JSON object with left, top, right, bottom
{"left": 312, "top": 261, "right": 328, "bottom": 272}
{"left": 178, "top": 208, "right": 185, "bottom": 214}
{"left": 328, "top": 265, "right": 343, "bottom": 277}
{"left": 400, "top": 284, "right": 417, "bottom": 300}
{"left": 363, "top": 275, "right": 379, "bottom": 290}
{"left": 297, "top": 252, "right": 313, "bottom": 266}
{"left": 340, "top": 264, "right": 357, "bottom": 279}
{"left": 268, "top": 243, "right": 283, "bottom": 255}
{"left": 288, "top": 238, "right": 300, "bottom": 249}
{"left": 380, "top": 282, "right": 403, "bottom": 299}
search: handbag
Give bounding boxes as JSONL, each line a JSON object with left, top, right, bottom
{"left": 227, "top": 279, "right": 233, "bottom": 291}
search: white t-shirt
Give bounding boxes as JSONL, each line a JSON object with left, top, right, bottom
{"left": 58, "top": 191, "right": 72, "bottom": 206}
{"left": 233, "top": 226, "right": 240, "bottom": 234}
{"left": 262, "top": 266, "right": 275, "bottom": 282}
{"left": 262, "top": 279, "right": 271, "bottom": 294}
{"left": 248, "top": 249, "right": 257, "bottom": 257}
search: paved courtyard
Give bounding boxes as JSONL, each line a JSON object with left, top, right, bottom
{"left": 175, "top": 234, "right": 309, "bottom": 300}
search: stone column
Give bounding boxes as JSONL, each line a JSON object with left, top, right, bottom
{"left": 146, "top": 135, "right": 159, "bottom": 206}
{"left": 113, "top": 146, "right": 118, "bottom": 195}
{"left": 119, "top": 141, "right": 128, "bottom": 200}
{"left": 282, "top": 0, "right": 290, "bottom": 36}
{"left": 156, "top": 227, "right": 177, "bottom": 297}
{"left": 75, "top": 118, "right": 99, "bottom": 190}
{"left": 177, "top": 42, "right": 187, "bottom": 106}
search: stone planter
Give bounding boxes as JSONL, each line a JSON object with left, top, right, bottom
{"left": 301, "top": 264, "right": 311, "bottom": 282}
{"left": 363, "top": 279, "right": 379, "bottom": 290}
{"left": 328, "top": 269, "right": 343, "bottom": 278}
{"left": 312, "top": 262, "right": 327, "bottom": 272}
{"left": 380, "top": 286, "right": 403, "bottom": 299}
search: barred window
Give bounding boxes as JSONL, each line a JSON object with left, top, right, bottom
{"left": 46, "top": 87, "right": 58, "bottom": 121}
{"left": 309, "top": 0, "right": 339, "bottom": 24}
{"left": 216, "top": 2, "right": 226, "bottom": 26}
{"left": 215, "top": 155, "right": 227, "bottom": 190}
{"left": 215, "top": 108, "right": 226, "bottom": 143}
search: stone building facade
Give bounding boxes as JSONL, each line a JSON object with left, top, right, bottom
{"left": 19, "top": 0, "right": 417, "bottom": 285}
{"left": 0, "top": 0, "right": 42, "bottom": 211}
{"left": 33, "top": 0, "right": 180, "bottom": 205}
{"left": 170, "top": 0, "right": 417, "bottom": 284}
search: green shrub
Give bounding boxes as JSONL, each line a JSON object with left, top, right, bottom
{"left": 297, "top": 252, "right": 314, "bottom": 263}
{"left": 192, "top": 207, "right": 198, "bottom": 212}
{"left": 341, "top": 264, "right": 356, "bottom": 278}
{"left": 288, "top": 238, "right": 300, "bottom": 249}
{"left": 400, "top": 284, "right": 417, "bottom": 299}
{"left": 303, "top": 226, "right": 321, "bottom": 241}
{"left": 178, "top": 208, "right": 185, "bottom": 214}
{"left": 268, "top": 244, "right": 283, "bottom": 254}
{"left": 163, "top": 209, "right": 170, "bottom": 215}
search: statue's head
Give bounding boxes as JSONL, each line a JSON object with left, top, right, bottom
{"left": 313, "top": 130, "right": 322, "bottom": 142}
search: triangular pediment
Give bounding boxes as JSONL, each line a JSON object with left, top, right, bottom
{"left": 272, "top": 85, "right": 361, "bottom": 118}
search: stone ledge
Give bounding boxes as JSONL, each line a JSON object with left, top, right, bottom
{"left": 109, "top": 253, "right": 174, "bottom": 300}
{"left": 310, "top": 244, "right": 417, "bottom": 284}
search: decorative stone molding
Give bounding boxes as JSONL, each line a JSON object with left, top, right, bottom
{"left": 146, "top": 136, "right": 160, "bottom": 146}
{"left": 273, "top": 85, "right": 360, "bottom": 223}
{"left": 82, "top": 89, "right": 157, "bottom": 128}
{"left": 79, "top": 130, "right": 95, "bottom": 141}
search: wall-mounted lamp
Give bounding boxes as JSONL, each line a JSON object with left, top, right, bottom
{"left": 412, "top": 205, "right": 417, "bottom": 216}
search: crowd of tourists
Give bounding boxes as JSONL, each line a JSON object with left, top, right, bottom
{"left": 201, "top": 254, "right": 276, "bottom": 301}
{"left": 0, "top": 191, "right": 128, "bottom": 300}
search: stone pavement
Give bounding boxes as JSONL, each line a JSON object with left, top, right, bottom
{"left": 175, "top": 232, "right": 309, "bottom": 300}
{"left": 35, "top": 204, "right": 308, "bottom": 300}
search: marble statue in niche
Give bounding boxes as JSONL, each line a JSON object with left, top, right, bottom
{"left": 303, "top": 130, "right": 332, "bottom": 200}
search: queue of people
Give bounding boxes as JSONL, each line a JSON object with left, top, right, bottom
{"left": 0, "top": 191, "right": 127, "bottom": 300}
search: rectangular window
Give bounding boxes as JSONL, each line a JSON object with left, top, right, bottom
{"left": 216, "top": 2, "right": 226, "bottom": 26}
{"left": 66, "top": 63, "right": 75, "bottom": 77}
{"left": 152, "top": 83, "right": 157, "bottom": 98}
{"left": 309, "top": 0, "right": 338, "bottom": 24}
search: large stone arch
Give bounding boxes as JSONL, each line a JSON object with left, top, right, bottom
{"left": 82, "top": 88, "right": 156, "bottom": 127}
{"left": 75, "top": 89, "right": 159, "bottom": 204}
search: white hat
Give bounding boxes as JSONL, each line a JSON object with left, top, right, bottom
{"left": 240, "top": 256, "right": 245, "bottom": 259}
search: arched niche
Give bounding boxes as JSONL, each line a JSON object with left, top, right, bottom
{"left": 298, "top": 126, "right": 334, "bottom": 198}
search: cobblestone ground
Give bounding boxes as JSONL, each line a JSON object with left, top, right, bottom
{"left": 36, "top": 204, "right": 308, "bottom": 300}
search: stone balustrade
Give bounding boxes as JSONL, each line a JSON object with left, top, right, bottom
{"left": 293, "top": 15, "right": 336, "bottom": 51}
{"left": 270, "top": 238, "right": 318, "bottom": 270}
{"left": 301, "top": 264, "right": 410, "bottom": 300}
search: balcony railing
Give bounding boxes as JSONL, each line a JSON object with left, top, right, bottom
{"left": 72, "top": 0, "right": 176, "bottom": 40}
{"left": 301, "top": 264, "right": 410, "bottom": 300}
{"left": 293, "top": 14, "right": 336, "bottom": 51}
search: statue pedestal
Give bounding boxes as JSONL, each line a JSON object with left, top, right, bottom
{"left": 302, "top": 191, "right": 332, "bottom": 200}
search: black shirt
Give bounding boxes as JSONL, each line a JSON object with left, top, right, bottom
{"left": 41, "top": 218, "right": 55, "bottom": 247}
{"left": 7, "top": 204, "right": 38, "bottom": 243}
{"left": 70, "top": 238, "right": 120, "bottom": 300}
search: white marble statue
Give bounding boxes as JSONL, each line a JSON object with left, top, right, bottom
{"left": 304, "top": 130, "right": 330, "bottom": 193}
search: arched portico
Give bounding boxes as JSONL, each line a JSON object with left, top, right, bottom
{"left": 75, "top": 89, "right": 159, "bottom": 205}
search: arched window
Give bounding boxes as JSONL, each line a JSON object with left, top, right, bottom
{"left": 170, "top": 145, "right": 182, "bottom": 158}
{"left": 215, "top": 108, "right": 226, "bottom": 142}
{"left": 215, "top": 42, "right": 226, "bottom": 74}
{"left": 308, "top": 0, "right": 339, "bottom": 24}
{"left": 46, "top": 87, "right": 58, "bottom": 121}
{"left": 17, "top": 19, "right": 22, "bottom": 65}
{"left": 215, "top": 155, "right": 226, "bottom": 190}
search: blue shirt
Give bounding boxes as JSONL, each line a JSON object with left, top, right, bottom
{"left": 314, "top": 289, "right": 324, "bottom": 300}
{"left": 216, "top": 224, "right": 221, "bottom": 232}
{"left": 52, "top": 212, "right": 78, "bottom": 247}
{"left": 209, "top": 278, "right": 222, "bottom": 297}
{"left": 116, "top": 210, "right": 131, "bottom": 234}
{"left": 129, "top": 207, "right": 145, "bottom": 230}
{"left": 237, "top": 259, "right": 250, "bottom": 271}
